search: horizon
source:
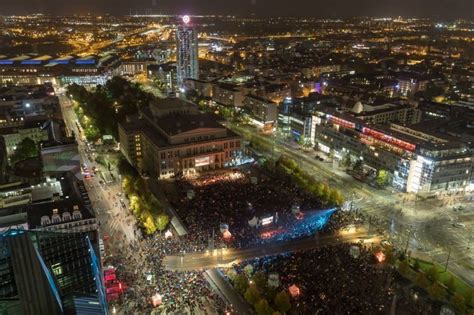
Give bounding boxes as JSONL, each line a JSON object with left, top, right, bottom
{"left": 1, "top": 0, "right": 473, "bottom": 20}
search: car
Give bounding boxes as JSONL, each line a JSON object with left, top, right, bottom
{"left": 381, "top": 240, "right": 392, "bottom": 248}
{"left": 452, "top": 223, "right": 465, "bottom": 228}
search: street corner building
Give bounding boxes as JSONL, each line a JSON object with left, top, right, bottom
{"left": 118, "top": 97, "right": 243, "bottom": 179}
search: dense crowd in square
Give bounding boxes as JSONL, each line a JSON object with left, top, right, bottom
{"left": 229, "top": 243, "right": 432, "bottom": 314}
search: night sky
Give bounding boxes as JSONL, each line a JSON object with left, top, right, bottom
{"left": 1, "top": 0, "right": 473, "bottom": 19}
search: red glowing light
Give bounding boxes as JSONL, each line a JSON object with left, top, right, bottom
{"left": 375, "top": 251, "right": 386, "bottom": 263}
{"left": 289, "top": 284, "right": 301, "bottom": 297}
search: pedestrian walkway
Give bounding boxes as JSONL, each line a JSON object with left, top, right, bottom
{"left": 204, "top": 269, "right": 254, "bottom": 315}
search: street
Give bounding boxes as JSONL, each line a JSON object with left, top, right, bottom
{"left": 164, "top": 229, "right": 378, "bottom": 271}
{"left": 59, "top": 93, "right": 137, "bottom": 251}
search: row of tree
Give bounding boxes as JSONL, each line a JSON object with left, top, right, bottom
{"left": 67, "top": 77, "right": 153, "bottom": 141}
{"left": 229, "top": 270, "right": 291, "bottom": 315}
{"left": 398, "top": 258, "right": 474, "bottom": 313}
{"left": 120, "top": 160, "right": 169, "bottom": 235}
{"left": 269, "top": 155, "right": 345, "bottom": 206}
{"left": 341, "top": 154, "right": 390, "bottom": 187}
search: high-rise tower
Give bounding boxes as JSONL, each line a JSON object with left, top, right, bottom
{"left": 176, "top": 15, "right": 199, "bottom": 88}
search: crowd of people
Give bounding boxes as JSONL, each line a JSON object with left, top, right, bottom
{"left": 231, "top": 243, "right": 431, "bottom": 314}
{"left": 171, "top": 169, "right": 334, "bottom": 248}
{"left": 106, "top": 167, "right": 391, "bottom": 314}
{"left": 107, "top": 234, "right": 225, "bottom": 314}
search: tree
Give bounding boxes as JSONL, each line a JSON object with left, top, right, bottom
{"left": 244, "top": 285, "right": 261, "bottom": 306}
{"left": 252, "top": 271, "right": 267, "bottom": 291}
{"left": 464, "top": 288, "right": 474, "bottom": 307}
{"left": 413, "top": 259, "right": 420, "bottom": 271}
{"left": 255, "top": 298, "right": 273, "bottom": 315}
{"left": 10, "top": 137, "right": 38, "bottom": 164}
{"left": 384, "top": 246, "right": 396, "bottom": 264}
{"left": 353, "top": 159, "right": 363, "bottom": 172}
{"left": 133, "top": 177, "right": 147, "bottom": 197}
{"left": 320, "top": 184, "right": 331, "bottom": 203}
{"left": 341, "top": 154, "right": 352, "bottom": 168}
{"left": 398, "top": 259, "right": 410, "bottom": 276}
{"left": 122, "top": 176, "right": 135, "bottom": 194}
{"left": 118, "top": 157, "right": 139, "bottom": 178}
{"left": 376, "top": 169, "right": 390, "bottom": 187}
{"left": 274, "top": 291, "right": 291, "bottom": 314}
{"left": 446, "top": 276, "right": 456, "bottom": 293}
{"left": 428, "top": 283, "right": 447, "bottom": 301}
{"left": 129, "top": 194, "right": 144, "bottom": 216}
{"left": 244, "top": 264, "right": 254, "bottom": 277}
{"left": 328, "top": 189, "right": 344, "bottom": 206}
{"left": 415, "top": 272, "right": 430, "bottom": 288}
{"left": 234, "top": 274, "right": 249, "bottom": 294}
{"left": 143, "top": 214, "right": 157, "bottom": 235}
{"left": 450, "top": 293, "right": 466, "bottom": 312}
{"left": 155, "top": 214, "right": 170, "bottom": 231}
{"left": 84, "top": 125, "right": 101, "bottom": 142}
{"left": 426, "top": 265, "right": 439, "bottom": 282}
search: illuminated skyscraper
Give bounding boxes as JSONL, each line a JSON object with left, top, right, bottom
{"left": 176, "top": 15, "right": 199, "bottom": 88}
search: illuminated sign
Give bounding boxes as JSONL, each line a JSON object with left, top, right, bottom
{"left": 76, "top": 60, "right": 96, "bottom": 65}
{"left": 362, "top": 127, "right": 416, "bottom": 152}
{"left": 50, "top": 60, "right": 69, "bottom": 64}
{"left": 21, "top": 60, "right": 41, "bottom": 65}
{"left": 327, "top": 115, "right": 355, "bottom": 129}
{"left": 195, "top": 156, "right": 210, "bottom": 167}
{"left": 261, "top": 216, "right": 274, "bottom": 226}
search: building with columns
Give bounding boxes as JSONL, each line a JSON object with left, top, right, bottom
{"left": 119, "top": 98, "right": 242, "bottom": 178}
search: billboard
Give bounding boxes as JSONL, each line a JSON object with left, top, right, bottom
{"left": 261, "top": 216, "right": 274, "bottom": 226}
{"left": 195, "top": 156, "right": 210, "bottom": 167}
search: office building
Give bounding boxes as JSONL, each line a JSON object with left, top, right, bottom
{"left": 0, "top": 229, "right": 107, "bottom": 315}
{"left": 1, "top": 118, "right": 50, "bottom": 159}
{"left": 243, "top": 95, "right": 278, "bottom": 131}
{"left": 0, "top": 54, "right": 120, "bottom": 87}
{"left": 313, "top": 108, "right": 473, "bottom": 194}
{"left": 176, "top": 16, "right": 199, "bottom": 87}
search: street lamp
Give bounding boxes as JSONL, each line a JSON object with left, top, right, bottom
{"left": 467, "top": 230, "right": 472, "bottom": 250}
{"left": 444, "top": 246, "right": 452, "bottom": 272}
{"left": 404, "top": 225, "right": 413, "bottom": 255}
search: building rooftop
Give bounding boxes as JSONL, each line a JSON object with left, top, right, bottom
{"left": 155, "top": 113, "right": 225, "bottom": 136}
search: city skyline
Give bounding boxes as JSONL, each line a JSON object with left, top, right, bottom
{"left": 1, "top": 0, "right": 473, "bottom": 19}
{"left": 0, "top": 6, "right": 472, "bottom": 315}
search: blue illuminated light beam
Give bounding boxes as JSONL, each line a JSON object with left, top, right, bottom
{"left": 266, "top": 208, "right": 337, "bottom": 242}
